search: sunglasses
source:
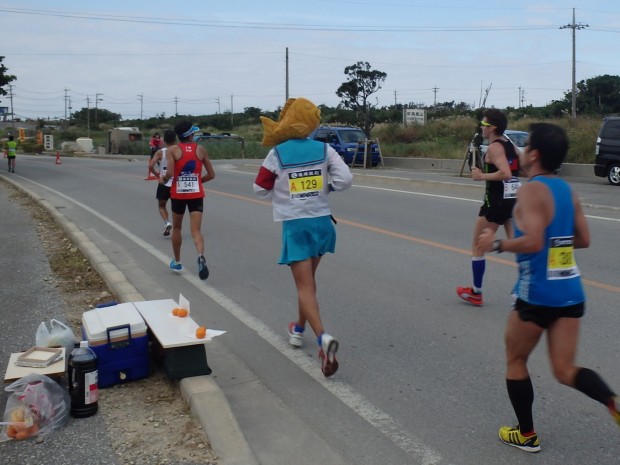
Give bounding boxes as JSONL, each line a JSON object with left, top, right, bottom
{"left": 480, "top": 120, "right": 493, "bottom": 127}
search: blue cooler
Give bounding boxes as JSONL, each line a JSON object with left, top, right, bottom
{"left": 81, "top": 302, "right": 150, "bottom": 388}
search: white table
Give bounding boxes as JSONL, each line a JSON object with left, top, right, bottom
{"left": 133, "top": 299, "right": 214, "bottom": 379}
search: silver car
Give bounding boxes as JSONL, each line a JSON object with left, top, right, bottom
{"left": 480, "top": 129, "right": 528, "bottom": 157}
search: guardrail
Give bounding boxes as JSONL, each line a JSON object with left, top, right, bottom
{"left": 381, "top": 157, "right": 595, "bottom": 179}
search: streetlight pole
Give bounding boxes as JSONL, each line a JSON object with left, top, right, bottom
{"left": 137, "top": 93, "right": 143, "bottom": 120}
{"left": 560, "top": 8, "right": 588, "bottom": 119}
{"left": 95, "top": 93, "right": 103, "bottom": 125}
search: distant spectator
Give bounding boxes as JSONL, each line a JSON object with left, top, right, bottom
{"left": 149, "top": 133, "right": 163, "bottom": 159}
{"left": 5, "top": 135, "right": 17, "bottom": 173}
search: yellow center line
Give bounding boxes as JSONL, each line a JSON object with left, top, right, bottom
{"left": 206, "top": 188, "right": 620, "bottom": 294}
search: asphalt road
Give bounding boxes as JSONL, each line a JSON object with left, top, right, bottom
{"left": 3, "top": 154, "right": 620, "bottom": 465}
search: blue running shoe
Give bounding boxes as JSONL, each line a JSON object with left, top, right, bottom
{"left": 170, "top": 260, "right": 183, "bottom": 272}
{"left": 198, "top": 255, "right": 209, "bottom": 280}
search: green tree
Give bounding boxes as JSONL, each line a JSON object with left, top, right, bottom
{"left": 566, "top": 74, "right": 620, "bottom": 116}
{"left": 0, "top": 56, "right": 16, "bottom": 119}
{"left": 71, "top": 107, "right": 121, "bottom": 126}
{"left": 336, "top": 61, "right": 387, "bottom": 136}
{"left": 0, "top": 56, "right": 16, "bottom": 97}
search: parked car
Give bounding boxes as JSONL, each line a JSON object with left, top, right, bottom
{"left": 594, "top": 116, "right": 620, "bottom": 186}
{"left": 480, "top": 129, "right": 528, "bottom": 157}
{"left": 309, "top": 125, "right": 381, "bottom": 166}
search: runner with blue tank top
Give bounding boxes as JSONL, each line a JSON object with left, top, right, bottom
{"left": 478, "top": 123, "right": 620, "bottom": 453}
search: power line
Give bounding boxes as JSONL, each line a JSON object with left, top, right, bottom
{"left": 0, "top": 7, "right": 565, "bottom": 32}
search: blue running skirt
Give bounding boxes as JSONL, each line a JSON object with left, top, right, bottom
{"left": 279, "top": 215, "right": 336, "bottom": 265}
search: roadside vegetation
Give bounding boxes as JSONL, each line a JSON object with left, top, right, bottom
{"left": 2, "top": 114, "right": 601, "bottom": 164}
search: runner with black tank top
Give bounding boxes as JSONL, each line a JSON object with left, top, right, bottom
{"left": 456, "top": 109, "right": 521, "bottom": 306}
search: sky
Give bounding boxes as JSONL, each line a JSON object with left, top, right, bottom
{"left": 1, "top": 1, "right": 619, "bottom": 122}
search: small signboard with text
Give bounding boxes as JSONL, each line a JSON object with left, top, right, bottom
{"left": 403, "top": 108, "right": 426, "bottom": 125}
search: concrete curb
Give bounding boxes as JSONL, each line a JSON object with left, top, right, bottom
{"left": 181, "top": 377, "right": 259, "bottom": 465}
{"left": 0, "top": 174, "right": 258, "bottom": 465}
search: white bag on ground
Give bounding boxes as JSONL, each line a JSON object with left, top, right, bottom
{"left": 35, "top": 319, "right": 77, "bottom": 354}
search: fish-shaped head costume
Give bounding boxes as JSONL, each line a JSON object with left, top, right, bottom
{"left": 260, "top": 97, "right": 321, "bottom": 147}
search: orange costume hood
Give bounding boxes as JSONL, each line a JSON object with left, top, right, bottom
{"left": 260, "top": 97, "right": 321, "bottom": 147}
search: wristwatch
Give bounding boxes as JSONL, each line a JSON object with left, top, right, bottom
{"left": 493, "top": 239, "right": 503, "bottom": 253}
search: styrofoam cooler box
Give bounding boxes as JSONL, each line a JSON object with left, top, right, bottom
{"left": 81, "top": 302, "right": 150, "bottom": 388}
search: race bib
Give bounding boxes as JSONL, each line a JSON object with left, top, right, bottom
{"left": 547, "top": 236, "right": 580, "bottom": 280}
{"left": 503, "top": 176, "right": 521, "bottom": 199}
{"left": 288, "top": 169, "right": 323, "bottom": 199}
{"left": 176, "top": 174, "right": 200, "bottom": 194}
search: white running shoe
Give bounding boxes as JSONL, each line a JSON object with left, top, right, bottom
{"left": 319, "top": 333, "right": 339, "bottom": 377}
{"left": 288, "top": 322, "right": 304, "bottom": 348}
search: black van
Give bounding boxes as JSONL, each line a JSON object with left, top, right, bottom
{"left": 594, "top": 116, "right": 620, "bottom": 185}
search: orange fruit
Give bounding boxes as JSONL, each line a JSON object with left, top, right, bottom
{"left": 176, "top": 308, "right": 188, "bottom": 317}
{"left": 172, "top": 308, "right": 179, "bottom": 316}
{"left": 196, "top": 326, "right": 206, "bottom": 339}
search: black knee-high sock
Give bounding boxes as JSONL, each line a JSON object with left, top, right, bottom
{"left": 506, "top": 378, "right": 535, "bottom": 434}
{"left": 574, "top": 368, "right": 616, "bottom": 405}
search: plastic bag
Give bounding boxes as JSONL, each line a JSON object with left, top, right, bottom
{"left": 1, "top": 373, "right": 70, "bottom": 441}
{"left": 36, "top": 319, "right": 77, "bottom": 354}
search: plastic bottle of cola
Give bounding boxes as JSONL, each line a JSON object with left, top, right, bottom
{"left": 68, "top": 341, "right": 99, "bottom": 418}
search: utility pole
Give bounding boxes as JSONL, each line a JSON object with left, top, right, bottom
{"left": 560, "top": 8, "right": 588, "bottom": 119}
{"left": 174, "top": 96, "right": 179, "bottom": 116}
{"left": 216, "top": 97, "right": 221, "bottom": 114}
{"left": 230, "top": 95, "right": 234, "bottom": 126}
{"left": 137, "top": 93, "right": 143, "bottom": 120}
{"left": 64, "top": 88, "right": 70, "bottom": 130}
{"left": 394, "top": 90, "right": 398, "bottom": 106}
{"left": 285, "top": 47, "right": 289, "bottom": 101}
{"left": 9, "top": 84, "right": 15, "bottom": 128}
{"left": 95, "top": 93, "right": 103, "bottom": 125}
{"left": 432, "top": 86, "right": 439, "bottom": 106}
{"left": 86, "top": 96, "right": 91, "bottom": 138}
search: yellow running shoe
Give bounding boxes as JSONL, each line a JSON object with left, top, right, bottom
{"left": 499, "top": 426, "right": 541, "bottom": 453}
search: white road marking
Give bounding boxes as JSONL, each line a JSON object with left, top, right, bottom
{"left": 22, "top": 177, "right": 445, "bottom": 465}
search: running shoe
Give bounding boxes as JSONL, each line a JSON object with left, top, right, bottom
{"left": 198, "top": 255, "right": 209, "bottom": 280}
{"left": 498, "top": 426, "right": 540, "bottom": 453}
{"left": 169, "top": 260, "right": 183, "bottom": 272}
{"left": 163, "top": 222, "right": 172, "bottom": 236}
{"left": 287, "top": 322, "right": 304, "bottom": 348}
{"left": 318, "top": 333, "right": 339, "bottom": 377}
{"left": 456, "top": 286, "right": 483, "bottom": 306}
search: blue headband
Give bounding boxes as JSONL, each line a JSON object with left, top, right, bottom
{"left": 181, "top": 126, "right": 200, "bottom": 138}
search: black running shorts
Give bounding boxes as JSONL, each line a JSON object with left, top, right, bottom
{"left": 156, "top": 184, "right": 171, "bottom": 201}
{"left": 171, "top": 197, "right": 203, "bottom": 214}
{"left": 514, "top": 298, "right": 585, "bottom": 329}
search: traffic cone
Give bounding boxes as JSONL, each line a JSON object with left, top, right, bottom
{"left": 145, "top": 161, "right": 157, "bottom": 180}
{"left": 55, "top": 151, "right": 62, "bottom": 165}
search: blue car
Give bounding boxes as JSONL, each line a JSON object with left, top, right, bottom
{"left": 309, "top": 125, "right": 381, "bottom": 166}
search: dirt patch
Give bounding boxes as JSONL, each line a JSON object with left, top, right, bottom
{"left": 10, "top": 186, "right": 218, "bottom": 465}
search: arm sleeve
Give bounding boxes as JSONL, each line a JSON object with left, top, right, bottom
{"left": 326, "top": 146, "right": 353, "bottom": 191}
{"left": 253, "top": 151, "right": 278, "bottom": 197}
